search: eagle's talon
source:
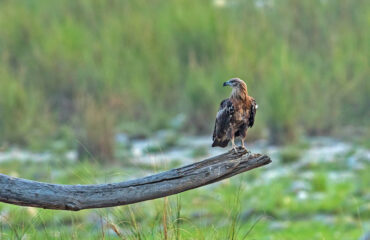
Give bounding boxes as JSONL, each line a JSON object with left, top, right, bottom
{"left": 242, "top": 147, "right": 250, "bottom": 153}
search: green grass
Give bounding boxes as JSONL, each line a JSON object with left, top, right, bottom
{"left": 0, "top": 0, "right": 369, "bottom": 151}
{"left": 0, "top": 1, "right": 369, "bottom": 236}
{"left": 0, "top": 145, "right": 368, "bottom": 239}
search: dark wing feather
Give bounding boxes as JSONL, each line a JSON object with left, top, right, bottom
{"left": 212, "top": 99, "right": 234, "bottom": 147}
{"left": 248, "top": 97, "right": 257, "bottom": 128}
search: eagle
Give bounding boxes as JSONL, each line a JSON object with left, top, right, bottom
{"left": 212, "top": 78, "right": 257, "bottom": 151}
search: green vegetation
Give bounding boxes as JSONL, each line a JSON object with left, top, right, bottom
{"left": 0, "top": 143, "right": 367, "bottom": 239}
{"left": 0, "top": 1, "right": 369, "bottom": 238}
{"left": 0, "top": 0, "right": 369, "bottom": 150}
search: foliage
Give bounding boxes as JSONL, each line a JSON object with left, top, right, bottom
{"left": 0, "top": 142, "right": 368, "bottom": 239}
{"left": 0, "top": 0, "right": 369, "bottom": 149}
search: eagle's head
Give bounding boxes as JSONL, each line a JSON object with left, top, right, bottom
{"left": 223, "top": 78, "right": 248, "bottom": 98}
{"left": 223, "top": 78, "right": 246, "bottom": 88}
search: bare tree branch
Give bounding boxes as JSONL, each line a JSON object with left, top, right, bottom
{"left": 0, "top": 148, "right": 271, "bottom": 211}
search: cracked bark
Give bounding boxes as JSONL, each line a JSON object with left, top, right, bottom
{"left": 0, "top": 148, "right": 271, "bottom": 211}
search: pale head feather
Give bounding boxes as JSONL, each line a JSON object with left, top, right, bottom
{"left": 228, "top": 78, "right": 248, "bottom": 99}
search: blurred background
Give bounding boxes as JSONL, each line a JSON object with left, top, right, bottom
{"left": 0, "top": 0, "right": 369, "bottom": 239}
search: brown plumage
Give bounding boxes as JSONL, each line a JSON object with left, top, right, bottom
{"left": 212, "top": 78, "right": 257, "bottom": 151}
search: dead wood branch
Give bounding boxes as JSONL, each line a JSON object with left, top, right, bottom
{"left": 0, "top": 148, "right": 271, "bottom": 211}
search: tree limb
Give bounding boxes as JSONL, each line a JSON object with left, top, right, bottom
{"left": 0, "top": 148, "right": 271, "bottom": 211}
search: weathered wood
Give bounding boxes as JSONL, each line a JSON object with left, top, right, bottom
{"left": 0, "top": 148, "right": 271, "bottom": 211}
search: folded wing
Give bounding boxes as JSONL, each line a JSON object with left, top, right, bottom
{"left": 248, "top": 97, "right": 257, "bottom": 128}
{"left": 212, "top": 99, "right": 234, "bottom": 147}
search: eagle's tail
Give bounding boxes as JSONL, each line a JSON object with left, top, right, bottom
{"left": 212, "top": 139, "right": 229, "bottom": 148}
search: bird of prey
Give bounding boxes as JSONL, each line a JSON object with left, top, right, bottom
{"left": 212, "top": 78, "right": 257, "bottom": 151}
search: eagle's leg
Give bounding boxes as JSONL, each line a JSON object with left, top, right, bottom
{"left": 231, "top": 136, "right": 238, "bottom": 152}
{"left": 228, "top": 126, "right": 238, "bottom": 152}
{"left": 241, "top": 138, "right": 246, "bottom": 149}
{"left": 241, "top": 129, "right": 248, "bottom": 151}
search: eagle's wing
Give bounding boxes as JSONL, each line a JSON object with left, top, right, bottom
{"left": 212, "top": 99, "right": 234, "bottom": 147}
{"left": 248, "top": 97, "right": 257, "bottom": 128}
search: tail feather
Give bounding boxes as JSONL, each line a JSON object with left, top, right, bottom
{"left": 212, "top": 138, "right": 229, "bottom": 148}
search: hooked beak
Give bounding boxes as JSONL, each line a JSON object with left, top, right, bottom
{"left": 223, "top": 81, "right": 232, "bottom": 87}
